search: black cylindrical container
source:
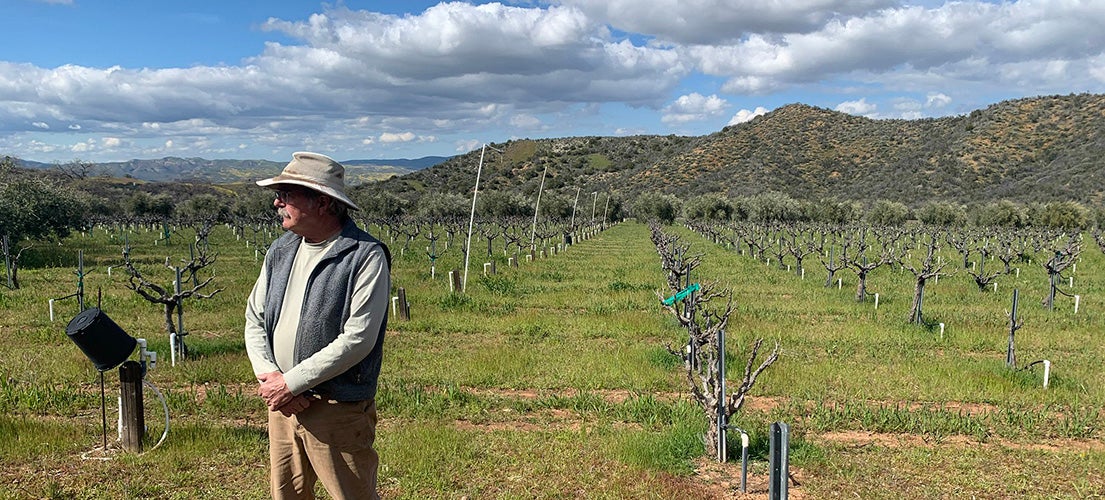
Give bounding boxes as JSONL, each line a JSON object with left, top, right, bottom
{"left": 65, "top": 308, "right": 137, "bottom": 371}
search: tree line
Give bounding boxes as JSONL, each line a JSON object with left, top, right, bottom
{"left": 635, "top": 191, "right": 1100, "bottom": 230}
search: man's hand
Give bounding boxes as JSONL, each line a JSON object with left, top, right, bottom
{"left": 276, "top": 394, "right": 312, "bottom": 416}
{"left": 257, "top": 371, "right": 295, "bottom": 411}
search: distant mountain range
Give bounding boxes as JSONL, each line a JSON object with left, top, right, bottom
{"left": 15, "top": 155, "right": 449, "bottom": 185}
{"left": 11, "top": 93, "right": 1105, "bottom": 208}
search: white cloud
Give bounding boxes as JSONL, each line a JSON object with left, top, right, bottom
{"left": 71, "top": 139, "right": 94, "bottom": 152}
{"left": 510, "top": 114, "right": 542, "bottom": 129}
{"left": 661, "top": 93, "right": 728, "bottom": 124}
{"left": 925, "top": 92, "right": 951, "bottom": 108}
{"left": 32, "top": 122, "right": 49, "bottom": 129}
{"left": 379, "top": 132, "right": 416, "bottom": 143}
{"left": 727, "top": 106, "right": 769, "bottom": 125}
{"left": 455, "top": 139, "right": 481, "bottom": 153}
{"left": 614, "top": 126, "right": 646, "bottom": 136}
{"left": 559, "top": 0, "right": 896, "bottom": 43}
{"left": 835, "top": 98, "right": 877, "bottom": 116}
{"left": 102, "top": 137, "right": 121, "bottom": 147}
{"left": 691, "top": 1, "right": 1105, "bottom": 96}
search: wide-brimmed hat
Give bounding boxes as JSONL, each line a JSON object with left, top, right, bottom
{"left": 257, "top": 152, "right": 360, "bottom": 211}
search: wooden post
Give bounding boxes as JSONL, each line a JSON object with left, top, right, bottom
{"left": 119, "top": 360, "right": 144, "bottom": 452}
{"left": 450, "top": 269, "right": 462, "bottom": 294}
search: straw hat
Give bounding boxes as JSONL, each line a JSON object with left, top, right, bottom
{"left": 257, "top": 152, "right": 360, "bottom": 210}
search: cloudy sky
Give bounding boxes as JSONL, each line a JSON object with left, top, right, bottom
{"left": 2, "top": 0, "right": 1103, "bottom": 163}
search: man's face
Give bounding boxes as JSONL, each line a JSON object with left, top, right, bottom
{"left": 273, "top": 186, "right": 323, "bottom": 235}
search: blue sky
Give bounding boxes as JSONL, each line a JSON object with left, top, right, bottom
{"left": 2, "top": 0, "right": 1104, "bottom": 163}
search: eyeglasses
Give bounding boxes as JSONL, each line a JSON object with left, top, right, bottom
{"left": 275, "top": 187, "right": 323, "bottom": 205}
{"left": 274, "top": 189, "right": 300, "bottom": 203}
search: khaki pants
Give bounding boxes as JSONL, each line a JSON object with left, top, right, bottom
{"left": 268, "top": 398, "right": 379, "bottom": 500}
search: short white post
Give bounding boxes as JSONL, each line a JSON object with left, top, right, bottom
{"left": 874, "top": 293, "right": 879, "bottom": 310}
{"left": 993, "top": 282, "right": 998, "bottom": 292}
{"left": 934, "top": 274, "right": 939, "bottom": 285}
{"left": 837, "top": 278, "right": 842, "bottom": 289}
{"left": 107, "top": 266, "right": 113, "bottom": 277}
{"left": 49, "top": 299, "right": 55, "bottom": 322}
{"left": 170, "top": 332, "right": 177, "bottom": 367}
{"left": 391, "top": 296, "right": 398, "bottom": 317}
{"left": 939, "top": 323, "right": 945, "bottom": 340}
{"left": 800, "top": 268, "right": 805, "bottom": 280}
{"left": 1043, "top": 360, "right": 1051, "bottom": 388}
{"left": 1069, "top": 276, "right": 1074, "bottom": 288}
{"left": 1074, "top": 295, "right": 1081, "bottom": 314}
{"left": 1016, "top": 268, "right": 1020, "bottom": 277}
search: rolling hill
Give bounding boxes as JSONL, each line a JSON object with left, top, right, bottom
{"left": 375, "top": 93, "right": 1105, "bottom": 207}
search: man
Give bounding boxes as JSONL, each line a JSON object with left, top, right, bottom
{"left": 244, "top": 151, "right": 390, "bottom": 499}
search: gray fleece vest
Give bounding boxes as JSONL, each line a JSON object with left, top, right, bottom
{"left": 262, "top": 218, "right": 390, "bottom": 402}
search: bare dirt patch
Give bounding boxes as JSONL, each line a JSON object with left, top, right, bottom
{"left": 690, "top": 456, "right": 809, "bottom": 499}
{"left": 810, "top": 429, "right": 1105, "bottom": 453}
{"left": 462, "top": 386, "right": 685, "bottom": 404}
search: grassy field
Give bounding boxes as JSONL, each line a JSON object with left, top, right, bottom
{"left": 1, "top": 220, "right": 1103, "bottom": 499}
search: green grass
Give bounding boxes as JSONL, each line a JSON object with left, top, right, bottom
{"left": 1, "top": 220, "right": 1104, "bottom": 498}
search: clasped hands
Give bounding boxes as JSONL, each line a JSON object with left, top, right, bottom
{"left": 257, "top": 371, "right": 311, "bottom": 416}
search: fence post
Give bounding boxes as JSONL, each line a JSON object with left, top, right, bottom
{"left": 449, "top": 269, "right": 462, "bottom": 294}
{"left": 717, "top": 327, "right": 727, "bottom": 463}
{"left": 397, "top": 287, "right": 410, "bottom": 321}
{"left": 769, "top": 421, "right": 789, "bottom": 500}
{"left": 1007, "top": 289, "right": 1019, "bottom": 368}
{"left": 2, "top": 234, "right": 11, "bottom": 289}
{"left": 119, "top": 360, "right": 144, "bottom": 452}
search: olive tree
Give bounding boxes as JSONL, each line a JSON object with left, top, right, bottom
{"left": 973, "top": 200, "right": 1027, "bottom": 228}
{"left": 866, "top": 199, "right": 911, "bottom": 226}
{"left": 916, "top": 201, "right": 967, "bottom": 227}
{"left": 683, "top": 194, "right": 733, "bottom": 221}
{"left": 416, "top": 192, "right": 469, "bottom": 219}
{"left": 1037, "top": 201, "right": 1090, "bottom": 230}
{"left": 0, "top": 171, "right": 88, "bottom": 289}
{"left": 631, "top": 192, "right": 681, "bottom": 224}
{"left": 745, "top": 192, "right": 803, "bottom": 223}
